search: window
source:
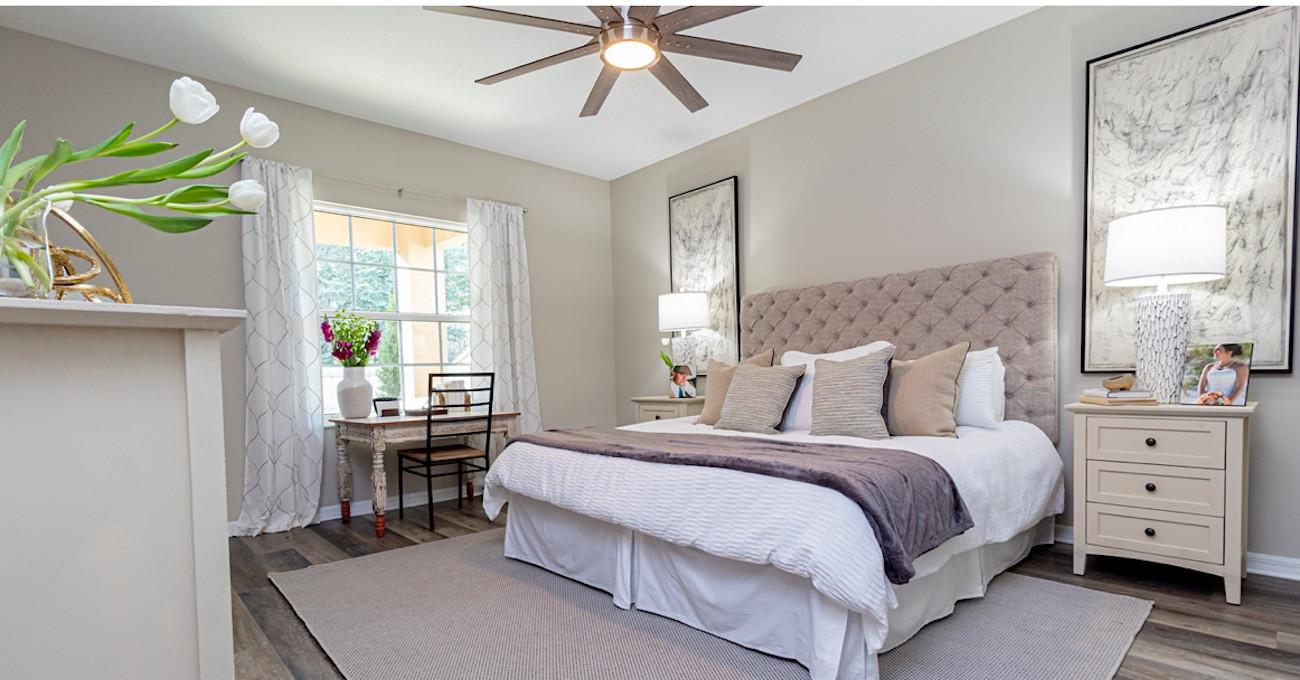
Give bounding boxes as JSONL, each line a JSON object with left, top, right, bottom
{"left": 314, "top": 201, "right": 471, "bottom": 414}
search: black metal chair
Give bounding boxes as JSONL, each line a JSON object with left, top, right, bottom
{"left": 397, "top": 371, "right": 496, "bottom": 531}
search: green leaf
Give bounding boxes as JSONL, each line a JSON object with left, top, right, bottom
{"left": 83, "top": 197, "right": 214, "bottom": 233}
{"left": 68, "top": 122, "right": 133, "bottom": 162}
{"left": 4, "top": 155, "right": 41, "bottom": 191}
{"left": 159, "top": 184, "right": 227, "bottom": 204}
{"left": 164, "top": 204, "right": 254, "bottom": 216}
{"left": 23, "top": 137, "right": 72, "bottom": 192}
{"left": 0, "top": 120, "right": 26, "bottom": 190}
{"left": 72, "top": 148, "right": 213, "bottom": 190}
{"left": 175, "top": 151, "right": 245, "bottom": 180}
{"left": 101, "top": 141, "right": 178, "bottom": 158}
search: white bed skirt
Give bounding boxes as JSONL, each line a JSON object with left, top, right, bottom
{"left": 503, "top": 494, "right": 1055, "bottom": 680}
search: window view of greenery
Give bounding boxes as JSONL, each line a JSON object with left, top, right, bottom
{"left": 315, "top": 207, "right": 471, "bottom": 413}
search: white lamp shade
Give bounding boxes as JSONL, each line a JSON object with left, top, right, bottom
{"left": 1103, "top": 205, "right": 1227, "bottom": 288}
{"left": 658, "top": 292, "right": 710, "bottom": 332}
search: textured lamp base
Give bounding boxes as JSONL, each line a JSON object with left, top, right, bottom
{"left": 1134, "top": 292, "right": 1190, "bottom": 404}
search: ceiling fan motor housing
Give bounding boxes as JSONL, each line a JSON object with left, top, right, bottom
{"left": 599, "top": 21, "right": 661, "bottom": 70}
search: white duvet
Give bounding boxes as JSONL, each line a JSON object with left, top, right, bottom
{"left": 483, "top": 418, "right": 1063, "bottom": 633}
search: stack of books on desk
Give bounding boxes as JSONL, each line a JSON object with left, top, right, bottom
{"left": 1079, "top": 387, "right": 1158, "bottom": 406}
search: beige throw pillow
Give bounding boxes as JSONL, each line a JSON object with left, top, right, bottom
{"left": 698, "top": 350, "right": 775, "bottom": 425}
{"left": 885, "top": 342, "right": 971, "bottom": 438}
{"left": 715, "top": 363, "right": 806, "bottom": 435}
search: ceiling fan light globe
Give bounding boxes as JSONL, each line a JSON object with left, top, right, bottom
{"left": 602, "top": 40, "right": 658, "bottom": 70}
{"left": 599, "top": 23, "right": 661, "bottom": 71}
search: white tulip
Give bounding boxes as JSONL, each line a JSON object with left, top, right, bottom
{"left": 239, "top": 108, "right": 280, "bottom": 149}
{"left": 228, "top": 179, "right": 267, "bottom": 211}
{"left": 169, "top": 77, "right": 220, "bottom": 125}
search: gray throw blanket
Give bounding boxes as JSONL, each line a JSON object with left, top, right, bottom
{"left": 509, "top": 428, "right": 973, "bottom": 585}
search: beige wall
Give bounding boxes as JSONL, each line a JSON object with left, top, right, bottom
{"left": 610, "top": 6, "right": 1300, "bottom": 560}
{"left": 0, "top": 26, "right": 616, "bottom": 521}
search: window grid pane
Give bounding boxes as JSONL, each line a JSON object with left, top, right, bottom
{"left": 315, "top": 206, "right": 469, "bottom": 415}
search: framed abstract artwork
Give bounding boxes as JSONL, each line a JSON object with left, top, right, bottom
{"left": 1083, "top": 6, "right": 1299, "bottom": 372}
{"left": 669, "top": 176, "right": 740, "bottom": 371}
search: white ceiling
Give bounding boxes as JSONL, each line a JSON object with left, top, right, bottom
{"left": 0, "top": 5, "right": 1034, "bottom": 179}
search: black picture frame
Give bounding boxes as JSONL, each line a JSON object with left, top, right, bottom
{"left": 668, "top": 176, "right": 741, "bottom": 370}
{"left": 1081, "top": 6, "right": 1299, "bottom": 374}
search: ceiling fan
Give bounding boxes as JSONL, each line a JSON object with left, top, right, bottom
{"left": 424, "top": 6, "right": 803, "bottom": 117}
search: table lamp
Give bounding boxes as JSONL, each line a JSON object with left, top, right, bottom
{"left": 658, "top": 292, "right": 709, "bottom": 334}
{"left": 1103, "top": 205, "right": 1227, "bottom": 403}
{"left": 658, "top": 291, "right": 709, "bottom": 360}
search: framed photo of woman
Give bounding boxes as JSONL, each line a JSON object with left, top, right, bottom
{"left": 1180, "top": 342, "right": 1253, "bottom": 406}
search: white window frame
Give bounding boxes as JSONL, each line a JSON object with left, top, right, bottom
{"left": 314, "top": 200, "right": 472, "bottom": 415}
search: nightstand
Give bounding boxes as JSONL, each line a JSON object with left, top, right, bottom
{"left": 631, "top": 396, "right": 705, "bottom": 423}
{"left": 1065, "top": 401, "right": 1255, "bottom": 604}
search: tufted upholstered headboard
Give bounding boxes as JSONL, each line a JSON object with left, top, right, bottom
{"left": 740, "top": 252, "right": 1059, "bottom": 442}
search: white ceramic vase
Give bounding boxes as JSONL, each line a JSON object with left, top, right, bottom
{"left": 337, "top": 366, "right": 373, "bottom": 418}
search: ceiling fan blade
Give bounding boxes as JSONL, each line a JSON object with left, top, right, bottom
{"left": 476, "top": 42, "right": 600, "bottom": 85}
{"left": 652, "top": 6, "right": 757, "bottom": 34}
{"left": 580, "top": 65, "right": 621, "bottom": 117}
{"left": 425, "top": 6, "right": 599, "bottom": 37}
{"left": 627, "top": 6, "right": 660, "bottom": 23}
{"left": 587, "top": 6, "right": 623, "bottom": 24}
{"left": 661, "top": 34, "right": 802, "bottom": 71}
{"left": 649, "top": 56, "right": 708, "bottom": 113}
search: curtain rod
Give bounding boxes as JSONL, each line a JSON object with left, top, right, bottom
{"left": 312, "top": 171, "right": 528, "bottom": 213}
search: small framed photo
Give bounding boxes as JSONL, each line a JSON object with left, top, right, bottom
{"left": 1180, "top": 343, "right": 1253, "bottom": 406}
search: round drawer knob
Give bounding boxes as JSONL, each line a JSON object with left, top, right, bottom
{"left": 1145, "top": 482, "right": 1157, "bottom": 492}
{"left": 1145, "top": 437, "right": 1157, "bottom": 447}
{"left": 1144, "top": 527, "right": 1156, "bottom": 537}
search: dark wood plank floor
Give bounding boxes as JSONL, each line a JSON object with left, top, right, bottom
{"left": 230, "top": 503, "right": 1300, "bottom": 679}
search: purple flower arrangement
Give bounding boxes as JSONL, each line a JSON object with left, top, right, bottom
{"left": 320, "top": 310, "right": 380, "bottom": 367}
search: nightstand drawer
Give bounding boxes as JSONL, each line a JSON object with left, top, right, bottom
{"left": 1086, "top": 461, "right": 1225, "bottom": 516}
{"left": 1086, "top": 416, "right": 1226, "bottom": 468}
{"left": 638, "top": 405, "right": 683, "bottom": 422}
{"left": 1087, "top": 503, "right": 1224, "bottom": 564}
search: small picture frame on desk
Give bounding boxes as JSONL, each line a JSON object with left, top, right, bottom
{"left": 1181, "top": 342, "right": 1253, "bottom": 406}
{"left": 372, "top": 397, "right": 401, "bottom": 417}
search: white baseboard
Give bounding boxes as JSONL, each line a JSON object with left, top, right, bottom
{"left": 317, "top": 485, "right": 475, "bottom": 523}
{"left": 230, "top": 486, "right": 478, "bottom": 536}
{"left": 1053, "top": 523, "right": 1300, "bottom": 582}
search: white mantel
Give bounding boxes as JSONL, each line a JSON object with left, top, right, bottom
{"left": 0, "top": 299, "right": 245, "bottom": 680}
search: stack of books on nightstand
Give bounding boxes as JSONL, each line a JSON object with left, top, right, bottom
{"left": 1079, "top": 387, "right": 1158, "bottom": 406}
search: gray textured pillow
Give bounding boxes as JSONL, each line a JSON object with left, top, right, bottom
{"left": 810, "top": 346, "right": 895, "bottom": 439}
{"left": 714, "top": 363, "right": 806, "bottom": 434}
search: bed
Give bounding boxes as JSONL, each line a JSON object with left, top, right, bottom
{"left": 484, "top": 252, "right": 1063, "bottom": 680}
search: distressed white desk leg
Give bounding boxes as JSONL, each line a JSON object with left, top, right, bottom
{"left": 336, "top": 426, "right": 352, "bottom": 524}
{"left": 370, "top": 427, "right": 388, "bottom": 538}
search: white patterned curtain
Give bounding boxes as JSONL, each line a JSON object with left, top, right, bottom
{"left": 230, "top": 157, "right": 324, "bottom": 537}
{"left": 468, "top": 199, "right": 542, "bottom": 435}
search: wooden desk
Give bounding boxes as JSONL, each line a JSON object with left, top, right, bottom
{"left": 330, "top": 411, "right": 520, "bottom": 537}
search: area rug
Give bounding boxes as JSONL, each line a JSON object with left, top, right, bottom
{"left": 270, "top": 529, "right": 1151, "bottom": 680}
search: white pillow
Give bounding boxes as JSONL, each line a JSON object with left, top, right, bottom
{"left": 955, "top": 346, "right": 1006, "bottom": 428}
{"left": 779, "top": 341, "right": 895, "bottom": 431}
